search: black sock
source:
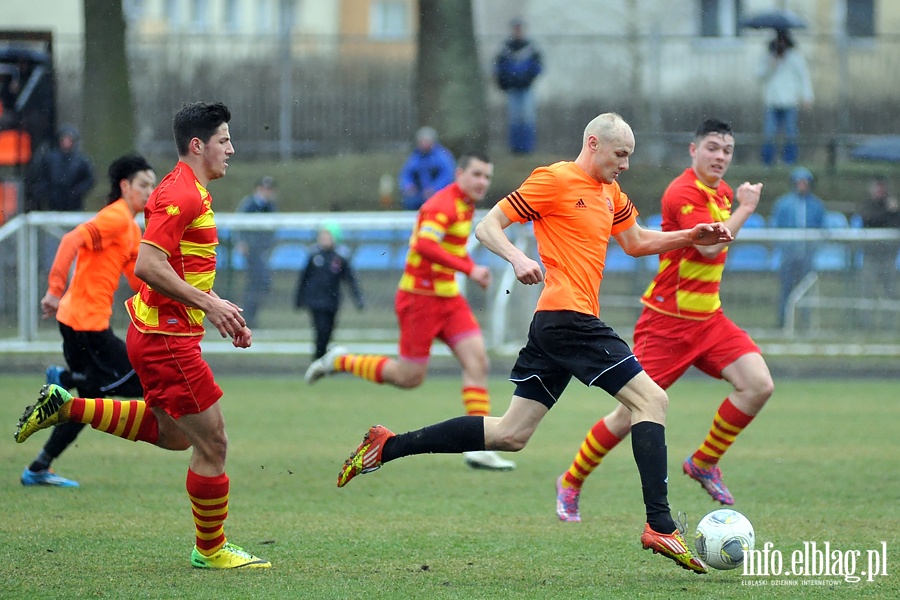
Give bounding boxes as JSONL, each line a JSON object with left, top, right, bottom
{"left": 382, "top": 416, "right": 485, "bottom": 463}
{"left": 631, "top": 421, "right": 676, "bottom": 534}
{"left": 28, "top": 422, "right": 86, "bottom": 473}
{"left": 28, "top": 449, "right": 54, "bottom": 472}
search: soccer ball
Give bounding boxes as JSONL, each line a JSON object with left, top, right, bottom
{"left": 694, "top": 509, "right": 755, "bottom": 570}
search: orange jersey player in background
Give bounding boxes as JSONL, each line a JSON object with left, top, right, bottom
{"left": 305, "top": 151, "right": 516, "bottom": 472}
{"left": 555, "top": 118, "right": 773, "bottom": 523}
{"left": 21, "top": 154, "right": 155, "bottom": 488}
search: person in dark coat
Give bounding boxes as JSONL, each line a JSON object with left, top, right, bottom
{"left": 234, "top": 176, "right": 277, "bottom": 327}
{"left": 295, "top": 222, "right": 365, "bottom": 359}
{"left": 26, "top": 124, "right": 95, "bottom": 211}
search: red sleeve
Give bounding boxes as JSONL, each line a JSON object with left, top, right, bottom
{"left": 413, "top": 237, "right": 475, "bottom": 274}
{"left": 142, "top": 185, "right": 201, "bottom": 256}
{"left": 663, "top": 179, "right": 711, "bottom": 230}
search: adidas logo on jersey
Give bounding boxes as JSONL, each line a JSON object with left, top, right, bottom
{"left": 574, "top": 199, "right": 587, "bottom": 209}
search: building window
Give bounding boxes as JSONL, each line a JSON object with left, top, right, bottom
{"left": 257, "top": 0, "right": 275, "bottom": 33}
{"left": 846, "top": 0, "right": 875, "bottom": 37}
{"left": 699, "top": 0, "right": 743, "bottom": 37}
{"left": 370, "top": 0, "right": 409, "bottom": 40}
{"left": 190, "top": 0, "right": 209, "bottom": 31}
{"left": 123, "top": 0, "right": 144, "bottom": 21}
{"left": 224, "top": 0, "right": 240, "bottom": 33}
{"left": 166, "top": 0, "right": 181, "bottom": 30}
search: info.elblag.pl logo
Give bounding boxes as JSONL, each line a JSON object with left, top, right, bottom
{"left": 741, "top": 541, "right": 889, "bottom": 585}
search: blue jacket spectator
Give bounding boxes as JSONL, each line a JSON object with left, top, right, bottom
{"left": 770, "top": 166, "right": 827, "bottom": 328}
{"left": 398, "top": 127, "right": 455, "bottom": 210}
{"left": 494, "top": 18, "right": 542, "bottom": 154}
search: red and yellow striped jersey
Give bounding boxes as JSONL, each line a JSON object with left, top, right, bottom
{"left": 126, "top": 162, "right": 218, "bottom": 336}
{"left": 398, "top": 182, "right": 476, "bottom": 297}
{"left": 498, "top": 161, "right": 638, "bottom": 317}
{"left": 641, "top": 168, "right": 733, "bottom": 320}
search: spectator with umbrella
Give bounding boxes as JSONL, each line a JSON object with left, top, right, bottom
{"left": 743, "top": 11, "right": 813, "bottom": 168}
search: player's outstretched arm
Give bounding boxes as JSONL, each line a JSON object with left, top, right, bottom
{"left": 475, "top": 206, "right": 543, "bottom": 285}
{"left": 615, "top": 222, "right": 733, "bottom": 257}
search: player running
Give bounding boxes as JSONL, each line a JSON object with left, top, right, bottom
{"left": 335, "top": 113, "right": 735, "bottom": 574}
{"left": 305, "top": 152, "right": 516, "bottom": 472}
{"left": 555, "top": 118, "right": 773, "bottom": 522}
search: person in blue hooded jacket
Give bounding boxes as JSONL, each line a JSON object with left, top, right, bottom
{"left": 770, "top": 166, "right": 827, "bottom": 328}
{"left": 398, "top": 127, "right": 456, "bottom": 210}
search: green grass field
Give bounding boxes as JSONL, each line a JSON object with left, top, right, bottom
{"left": 2, "top": 374, "right": 899, "bottom": 599}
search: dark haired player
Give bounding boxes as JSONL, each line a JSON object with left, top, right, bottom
{"left": 16, "top": 102, "right": 270, "bottom": 569}
{"left": 555, "top": 119, "right": 773, "bottom": 522}
{"left": 21, "top": 154, "right": 156, "bottom": 488}
{"left": 305, "top": 152, "right": 516, "bottom": 472}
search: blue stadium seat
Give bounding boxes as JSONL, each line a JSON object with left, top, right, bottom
{"left": 268, "top": 244, "right": 308, "bottom": 270}
{"left": 814, "top": 211, "right": 851, "bottom": 271}
{"left": 471, "top": 245, "right": 509, "bottom": 270}
{"left": 351, "top": 229, "right": 396, "bottom": 242}
{"left": 814, "top": 245, "right": 850, "bottom": 271}
{"left": 353, "top": 243, "right": 394, "bottom": 270}
{"left": 275, "top": 228, "right": 316, "bottom": 243}
{"left": 743, "top": 213, "right": 766, "bottom": 228}
{"left": 825, "top": 211, "right": 849, "bottom": 228}
{"left": 216, "top": 246, "right": 237, "bottom": 270}
{"left": 605, "top": 244, "right": 639, "bottom": 272}
{"left": 644, "top": 213, "right": 662, "bottom": 230}
{"left": 726, "top": 244, "right": 772, "bottom": 272}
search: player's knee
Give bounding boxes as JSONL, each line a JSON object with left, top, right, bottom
{"left": 395, "top": 371, "right": 425, "bottom": 388}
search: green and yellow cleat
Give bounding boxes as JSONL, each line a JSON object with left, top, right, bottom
{"left": 640, "top": 523, "right": 708, "bottom": 574}
{"left": 337, "top": 424, "right": 395, "bottom": 488}
{"left": 190, "top": 542, "right": 271, "bottom": 569}
{"left": 15, "top": 384, "right": 72, "bottom": 444}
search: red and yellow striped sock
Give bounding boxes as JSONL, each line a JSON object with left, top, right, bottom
{"left": 690, "top": 398, "right": 755, "bottom": 468}
{"left": 462, "top": 386, "right": 490, "bottom": 416}
{"left": 336, "top": 354, "right": 388, "bottom": 383}
{"left": 562, "top": 419, "right": 624, "bottom": 488}
{"left": 66, "top": 397, "right": 159, "bottom": 444}
{"left": 187, "top": 469, "right": 229, "bottom": 556}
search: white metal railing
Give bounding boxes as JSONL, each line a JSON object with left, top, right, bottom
{"left": 3, "top": 211, "right": 900, "bottom": 356}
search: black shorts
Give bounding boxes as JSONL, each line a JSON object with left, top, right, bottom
{"left": 59, "top": 322, "right": 143, "bottom": 398}
{"left": 509, "top": 310, "right": 643, "bottom": 409}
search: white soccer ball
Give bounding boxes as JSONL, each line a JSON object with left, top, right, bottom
{"left": 694, "top": 509, "right": 755, "bottom": 570}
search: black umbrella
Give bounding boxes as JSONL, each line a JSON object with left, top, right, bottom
{"left": 851, "top": 136, "right": 900, "bottom": 162}
{"left": 740, "top": 10, "right": 808, "bottom": 30}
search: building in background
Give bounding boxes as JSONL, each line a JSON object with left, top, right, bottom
{"left": 1, "top": 1, "right": 897, "bottom": 159}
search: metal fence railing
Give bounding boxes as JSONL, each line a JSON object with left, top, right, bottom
{"left": 3, "top": 212, "right": 900, "bottom": 358}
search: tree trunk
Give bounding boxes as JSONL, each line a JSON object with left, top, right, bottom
{"left": 82, "top": 0, "right": 136, "bottom": 204}
{"left": 416, "top": 0, "right": 488, "bottom": 157}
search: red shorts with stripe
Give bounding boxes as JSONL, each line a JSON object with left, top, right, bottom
{"left": 126, "top": 324, "right": 223, "bottom": 419}
{"left": 632, "top": 308, "right": 760, "bottom": 390}
{"left": 395, "top": 290, "right": 480, "bottom": 362}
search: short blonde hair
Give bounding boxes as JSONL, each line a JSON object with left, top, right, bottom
{"left": 582, "top": 112, "right": 627, "bottom": 145}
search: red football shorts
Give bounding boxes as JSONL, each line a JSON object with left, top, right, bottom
{"left": 395, "top": 290, "right": 481, "bottom": 362}
{"left": 632, "top": 308, "right": 760, "bottom": 389}
{"left": 126, "top": 324, "right": 223, "bottom": 419}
